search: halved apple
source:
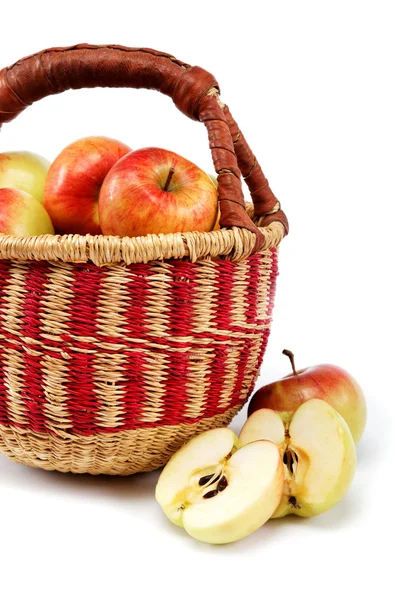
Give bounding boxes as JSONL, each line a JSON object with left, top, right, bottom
{"left": 155, "top": 428, "right": 284, "bottom": 544}
{"left": 239, "top": 399, "right": 356, "bottom": 517}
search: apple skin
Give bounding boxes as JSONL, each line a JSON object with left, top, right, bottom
{"left": 208, "top": 174, "right": 220, "bottom": 231}
{"left": 98, "top": 147, "right": 218, "bottom": 237}
{"left": 248, "top": 363, "right": 367, "bottom": 445}
{"left": 43, "top": 136, "right": 131, "bottom": 235}
{"left": 0, "top": 188, "right": 54, "bottom": 236}
{"left": 0, "top": 151, "right": 50, "bottom": 204}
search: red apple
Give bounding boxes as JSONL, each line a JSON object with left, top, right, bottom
{"left": 0, "top": 151, "right": 50, "bottom": 204}
{"left": 98, "top": 147, "right": 218, "bottom": 237}
{"left": 248, "top": 350, "right": 367, "bottom": 444}
{"left": 43, "top": 136, "right": 131, "bottom": 235}
{"left": 0, "top": 188, "right": 54, "bottom": 236}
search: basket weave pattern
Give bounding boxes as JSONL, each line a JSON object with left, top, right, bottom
{"left": 0, "top": 45, "right": 288, "bottom": 475}
{"left": 0, "top": 246, "right": 278, "bottom": 474}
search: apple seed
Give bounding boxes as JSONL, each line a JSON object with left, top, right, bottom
{"left": 199, "top": 473, "right": 215, "bottom": 486}
{"left": 203, "top": 489, "right": 219, "bottom": 499}
{"left": 289, "top": 496, "right": 301, "bottom": 509}
{"left": 283, "top": 448, "right": 298, "bottom": 476}
{"left": 216, "top": 476, "right": 228, "bottom": 492}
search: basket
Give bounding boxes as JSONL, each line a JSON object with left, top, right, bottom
{"left": 0, "top": 44, "right": 288, "bottom": 475}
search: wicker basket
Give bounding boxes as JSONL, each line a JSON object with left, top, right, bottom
{"left": 0, "top": 44, "right": 288, "bottom": 475}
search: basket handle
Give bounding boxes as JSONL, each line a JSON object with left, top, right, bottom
{"left": 0, "top": 44, "right": 288, "bottom": 251}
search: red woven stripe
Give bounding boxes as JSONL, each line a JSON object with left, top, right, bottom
{"left": 0, "top": 262, "right": 11, "bottom": 427}
{"left": 64, "top": 264, "right": 105, "bottom": 436}
{"left": 161, "top": 260, "right": 197, "bottom": 424}
{"left": 120, "top": 263, "right": 152, "bottom": 425}
{"left": 120, "top": 351, "right": 147, "bottom": 428}
{"left": 0, "top": 253, "right": 279, "bottom": 435}
{"left": 202, "top": 345, "right": 230, "bottom": 419}
{"left": 267, "top": 248, "right": 279, "bottom": 320}
{"left": 165, "top": 260, "right": 196, "bottom": 335}
{"left": 245, "top": 254, "right": 262, "bottom": 324}
{"left": 20, "top": 262, "right": 50, "bottom": 432}
{"left": 202, "top": 258, "right": 235, "bottom": 418}
{"left": 227, "top": 254, "right": 263, "bottom": 408}
{"left": 214, "top": 259, "right": 235, "bottom": 331}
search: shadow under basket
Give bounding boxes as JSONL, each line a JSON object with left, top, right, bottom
{"left": 0, "top": 44, "right": 288, "bottom": 475}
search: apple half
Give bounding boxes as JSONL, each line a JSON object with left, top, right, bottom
{"left": 239, "top": 399, "right": 356, "bottom": 517}
{"left": 155, "top": 428, "right": 283, "bottom": 544}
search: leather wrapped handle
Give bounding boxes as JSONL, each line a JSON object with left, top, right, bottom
{"left": 0, "top": 44, "right": 288, "bottom": 250}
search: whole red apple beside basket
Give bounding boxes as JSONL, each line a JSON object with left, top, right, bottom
{"left": 0, "top": 44, "right": 288, "bottom": 475}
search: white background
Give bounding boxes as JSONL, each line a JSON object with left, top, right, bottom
{"left": 0, "top": 1, "right": 398, "bottom": 598}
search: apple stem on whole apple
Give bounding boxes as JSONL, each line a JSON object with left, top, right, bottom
{"left": 282, "top": 349, "right": 298, "bottom": 376}
{"left": 163, "top": 167, "right": 176, "bottom": 191}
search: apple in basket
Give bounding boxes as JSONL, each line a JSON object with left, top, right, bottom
{"left": 43, "top": 136, "right": 131, "bottom": 235}
{"left": 208, "top": 173, "right": 220, "bottom": 230}
{"left": 0, "top": 150, "right": 50, "bottom": 203}
{"left": 98, "top": 147, "right": 219, "bottom": 237}
{"left": 0, "top": 188, "right": 54, "bottom": 236}
{"left": 248, "top": 350, "right": 367, "bottom": 444}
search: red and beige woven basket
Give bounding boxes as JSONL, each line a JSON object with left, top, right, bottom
{"left": 0, "top": 45, "right": 288, "bottom": 475}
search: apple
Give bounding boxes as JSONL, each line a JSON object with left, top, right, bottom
{"left": 248, "top": 350, "right": 367, "bottom": 444}
{"left": 155, "top": 428, "right": 283, "bottom": 544}
{"left": 0, "top": 151, "right": 50, "bottom": 204}
{"left": 43, "top": 136, "right": 131, "bottom": 235}
{"left": 208, "top": 173, "right": 218, "bottom": 188}
{"left": 240, "top": 399, "right": 357, "bottom": 517}
{"left": 208, "top": 173, "right": 220, "bottom": 231}
{"left": 98, "top": 147, "right": 218, "bottom": 237}
{"left": 0, "top": 188, "right": 54, "bottom": 236}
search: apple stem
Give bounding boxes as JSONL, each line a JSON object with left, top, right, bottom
{"left": 282, "top": 349, "right": 297, "bottom": 376}
{"left": 163, "top": 167, "right": 175, "bottom": 191}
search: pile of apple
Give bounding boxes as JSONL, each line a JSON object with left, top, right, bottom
{"left": 0, "top": 136, "right": 219, "bottom": 237}
{"left": 156, "top": 351, "right": 367, "bottom": 544}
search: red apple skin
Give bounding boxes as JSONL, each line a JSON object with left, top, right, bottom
{"left": 43, "top": 136, "right": 131, "bottom": 235}
{"left": 98, "top": 147, "right": 218, "bottom": 237}
{"left": 248, "top": 364, "right": 367, "bottom": 444}
{"left": 0, "top": 188, "right": 54, "bottom": 236}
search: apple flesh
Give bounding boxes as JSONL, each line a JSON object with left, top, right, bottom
{"left": 248, "top": 350, "right": 367, "bottom": 444}
{"left": 0, "top": 188, "right": 54, "bottom": 236}
{"left": 43, "top": 136, "right": 131, "bottom": 235}
{"left": 0, "top": 151, "right": 50, "bottom": 204}
{"left": 240, "top": 399, "right": 356, "bottom": 517}
{"left": 98, "top": 147, "right": 218, "bottom": 237}
{"left": 155, "top": 428, "right": 283, "bottom": 544}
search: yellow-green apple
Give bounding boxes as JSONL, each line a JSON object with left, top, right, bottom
{"left": 208, "top": 173, "right": 218, "bottom": 188}
{"left": 248, "top": 350, "right": 367, "bottom": 444}
{"left": 0, "top": 188, "right": 54, "bottom": 236}
{"left": 98, "top": 147, "right": 218, "bottom": 237}
{"left": 208, "top": 173, "right": 220, "bottom": 230}
{"left": 0, "top": 151, "right": 50, "bottom": 204}
{"left": 43, "top": 136, "right": 131, "bottom": 235}
{"left": 240, "top": 399, "right": 356, "bottom": 517}
{"left": 155, "top": 428, "right": 283, "bottom": 544}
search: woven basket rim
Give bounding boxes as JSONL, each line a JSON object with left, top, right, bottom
{"left": 0, "top": 211, "right": 285, "bottom": 266}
